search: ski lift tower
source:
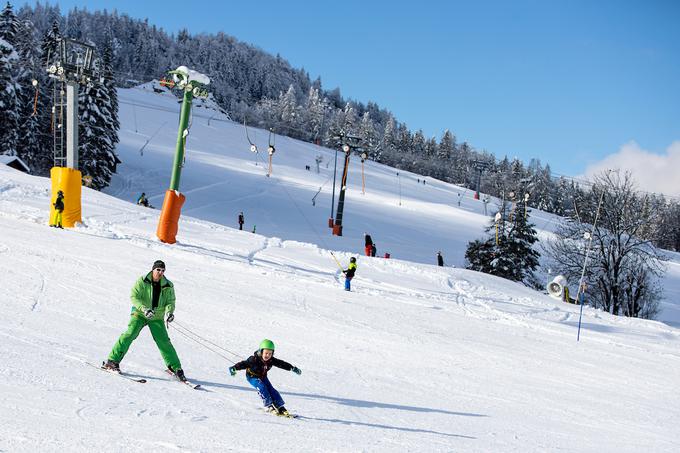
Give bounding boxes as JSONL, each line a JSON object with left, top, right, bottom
{"left": 155, "top": 66, "right": 210, "bottom": 244}
{"left": 331, "top": 134, "right": 362, "bottom": 236}
{"left": 45, "top": 38, "right": 96, "bottom": 227}
{"left": 472, "top": 160, "right": 491, "bottom": 200}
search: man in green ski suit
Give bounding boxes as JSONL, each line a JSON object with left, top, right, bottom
{"left": 104, "top": 260, "right": 186, "bottom": 381}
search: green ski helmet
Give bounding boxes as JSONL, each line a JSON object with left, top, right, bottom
{"left": 259, "top": 339, "right": 275, "bottom": 352}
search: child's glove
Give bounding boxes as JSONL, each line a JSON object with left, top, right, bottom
{"left": 291, "top": 366, "right": 302, "bottom": 375}
{"left": 144, "top": 309, "right": 155, "bottom": 319}
{"left": 166, "top": 313, "right": 174, "bottom": 323}
{"left": 228, "top": 366, "right": 236, "bottom": 376}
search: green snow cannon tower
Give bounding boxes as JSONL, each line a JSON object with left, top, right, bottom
{"left": 156, "top": 66, "right": 210, "bottom": 244}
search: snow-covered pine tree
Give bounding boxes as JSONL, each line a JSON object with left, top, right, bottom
{"left": 424, "top": 136, "right": 437, "bottom": 158}
{"left": 0, "top": 2, "right": 21, "bottom": 157}
{"left": 466, "top": 199, "right": 539, "bottom": 285}
{"left": 277, "top": 84, "right": 300, "bottom": 137}
{"left": 359, "top": 111, "right": 377, "bottom": 151}
{"left": 465, "top": 209, "right": 515, "bottom": 279}
{"left": 412, "top": 129, "right": 425, "bottom": 157}
{"left": 504, "top": 196, "right": 541, "bottom": 285}
{"left": 342, "top": 102, "right": 358, "bottom": 138}
{"left": 437, "top": 129, "right": 454, "bottom": 161}
{"left": 304, "top": 86, "right": 324, "bottom": 143}
{"left": 324, "top": 107, "right": 346, "bottom": 149}
{"left": 77, "top": 46, "right": 119, "bottom": 190}
{"left": 375, "top": 115, "right": 396, "bottom": 164}
{"left": 100, "top": 38, "right": 119, "bottom": 171}
{"left": 14, "top": 16, "right": 51, "bottom": 174}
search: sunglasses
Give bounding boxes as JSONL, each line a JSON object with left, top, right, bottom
{"left": 153, "top": 268, "right": 165, "bottom": 273}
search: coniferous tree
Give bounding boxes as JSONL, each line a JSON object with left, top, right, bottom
{"left": 466, "top": 199, "right": 540, "bottom": 286}
{"left": 359, "top": 111, "right": 377, "bottom": 151}
{"left": 77, "top": 46, "right": 119, "bottom": 190}
{"left": 465, "top": 208, "right": 515, "bottom": 279}
{"left": 0, "top": 2, "right": 21, "bottom": 157}
{"left": 14, "top": 16, "right": 50, "bottom": 173}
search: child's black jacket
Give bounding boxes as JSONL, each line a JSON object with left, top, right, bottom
{"left": 233, "top": 350, "right": 294, "bottom": 379}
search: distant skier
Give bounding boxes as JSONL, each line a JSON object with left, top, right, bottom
{"left": 437, "top": 251, "right": 444, "bottom": 267}
{"left": 50, "top": 190, "right": 64, "bottom": 228}
{"left": 137, "top": 192, "right": 150, "bottom": 207}
{"left": 342, "top": 257, "right": 357, "bottom": 291}
{"left": 364, "top": 233, "right": 373, "bottom": 256}
{"left": 371, "top": 243, "right": 377, "bottom": 257}
{"left": 238, "top": 212, "right": 245, "bottom": 230}
{"left": 103, "top": 260, "right": 188, "bottom": 382}
{"left": 228, "top": 339, "right": 301, "bottom": 417}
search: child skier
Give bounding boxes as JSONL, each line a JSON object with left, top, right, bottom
{"left": 51, "top": 190, "right": 64, "bottom": 228}
{"left": 228, "top": 339, "right": 301, "bottom": 417}
{"left": 342, "top": 257, "right": 357, "bottom": 291}
{"left": 137, "top": 192, "right": 150, "bottom": 207}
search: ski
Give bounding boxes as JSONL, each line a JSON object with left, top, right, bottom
{"left": 164, "top": 369, "right": 201, "bottom": 389}
{"left": 88, "top": 361, "right": 147, "bottom": 383}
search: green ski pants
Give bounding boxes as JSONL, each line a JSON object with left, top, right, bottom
{"left": 108, "top": 315, "right": 182, "bottom": 370}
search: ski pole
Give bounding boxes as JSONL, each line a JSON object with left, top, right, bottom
{"left": 329, "top": 252, "right": 344, "bottom": 271}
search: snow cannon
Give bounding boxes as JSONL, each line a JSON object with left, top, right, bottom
{"left": 156, "top": 65, "right": 209, "bottom": 244}
{"left": 547, "top": 275, "right": 567, "bottom": 300}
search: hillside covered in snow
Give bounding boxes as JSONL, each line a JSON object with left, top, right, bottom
{"left": 1, "top": 84, "right": 679, "bottom": 452}
{"left": 108, "top": 83, "right": 680, "bottom": 326}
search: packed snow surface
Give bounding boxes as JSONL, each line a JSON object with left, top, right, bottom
{"left": 0, "top": 85, "right": 679, "bottom": 452}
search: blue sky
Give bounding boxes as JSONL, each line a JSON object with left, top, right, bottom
{"left": 41, "top": 0, "right": 680, "bottom": 178}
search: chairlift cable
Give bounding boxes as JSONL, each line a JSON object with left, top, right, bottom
{"left": 251, "top": 146, "right": 339, "bottom": 266}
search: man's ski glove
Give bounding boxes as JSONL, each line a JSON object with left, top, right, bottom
{"left": 292, "top": 366, "right": 302, "bottom": 375}
{"left": 166, "top": 313, "right": 174, "bottom": 323}
{"left": 228, "top": 366, "right": 237, "bottom": 376}
{"left": 144, "top": 309, "right": 155, "bottom": 319}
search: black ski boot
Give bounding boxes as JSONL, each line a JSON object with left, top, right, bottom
{"left": 277, "top": 405, "right": 290, "bottom": 416}
{"left": 265, "top": 404, "right": 278, "bottom": 414}
{"left": 170, "top": 367, "right": 187, "bottom": 382}
{"left": 103, "top": 360, "right": 120, "bottom": 372}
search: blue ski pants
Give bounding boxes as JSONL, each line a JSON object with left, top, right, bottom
{"left": 345, "top": 277, "right": 352, "bottom": 291}
{"left": 246, "top": 375, "right": 285, "bottom": 407}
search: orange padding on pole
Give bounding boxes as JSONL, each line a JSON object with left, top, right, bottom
{"left": 50, "top": 167, "right": 82, "bottom": 227}
{"left": 156, "top": 190, "right": 186, "bottom": 244}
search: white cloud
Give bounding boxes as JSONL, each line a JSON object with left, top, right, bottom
{"left": 583, "top": 141, "right": 680, "bottom": 197}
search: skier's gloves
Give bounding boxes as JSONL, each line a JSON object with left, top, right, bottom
{"left": 292, "top": 366, "right": 302, "bottom": 375}
{"left": 166, "top": 313, "right": 175, "bottom": 323}
{"left": 144, "top": 309, "right": 155, "bottom": 319}
{"left": 228, "top": 366, "right": 237, "bottom": 377}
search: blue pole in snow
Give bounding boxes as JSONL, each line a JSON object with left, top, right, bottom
{"left": 576, "top": 282, "right": 585, "bottom": 341}
{"left": 575, "top": 186, "right": 606, "bottom": 342}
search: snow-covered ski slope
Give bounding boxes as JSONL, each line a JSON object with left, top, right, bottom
{"left": 0, "top": 83, "right": 679, "bottom": 451}
{"left": 1, "top": 163, "right": 680, "bottom": 452}
{"left": 109, "top": 83, "right": 680, "bottom": 326}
